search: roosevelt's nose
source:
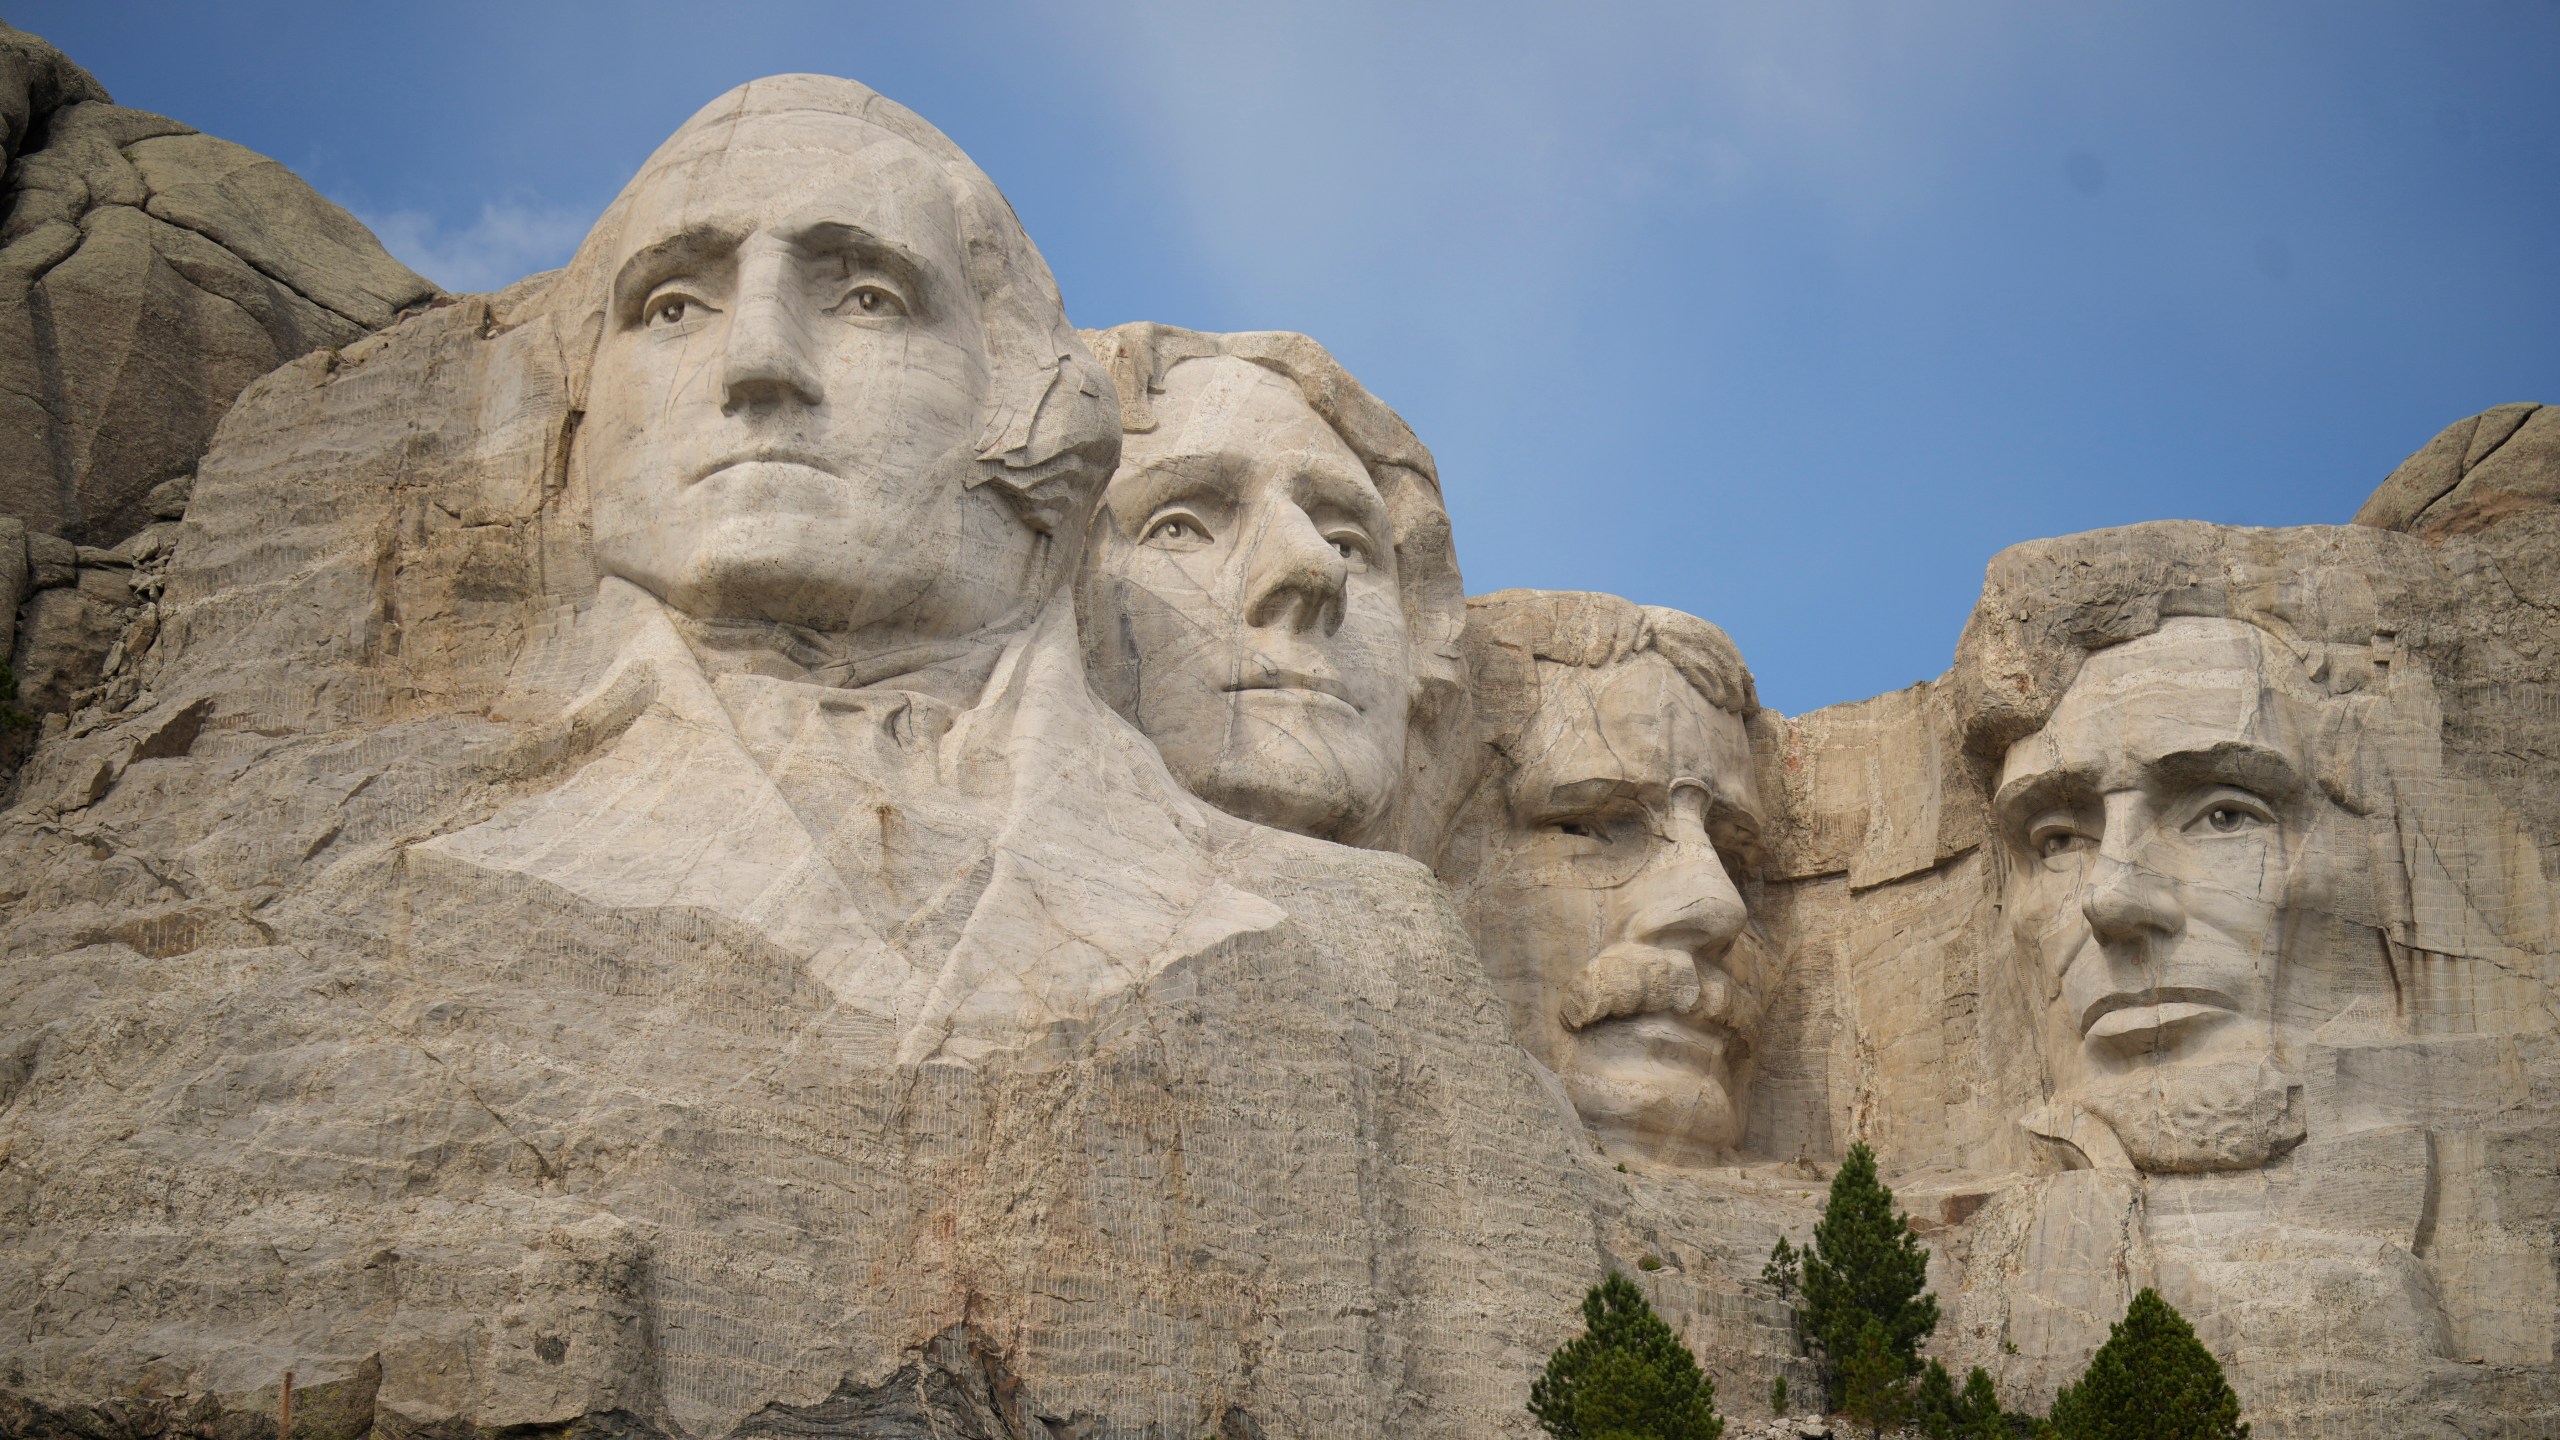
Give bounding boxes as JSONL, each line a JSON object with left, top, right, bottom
{"left": 1240, "top": 503, "right": 1347, "bottom": 636}
{"left": 1617, "top": 786, "right": 1747, "bottom": 961}
{"left": 720, "top": 250, "right": 823, "bottom": 414}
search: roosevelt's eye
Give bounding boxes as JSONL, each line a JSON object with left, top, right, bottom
{"left": 827, "top": 279, "right": 910, "bottom": 319}
{"left": 2030, "top": 820, "right": 2090, "bottom": 860}
{"left": 1143, "top": 512, "right": 1213, "bottom": 548}
{"left": 1325, "top": 530, "right": 1374, "bottom": 572}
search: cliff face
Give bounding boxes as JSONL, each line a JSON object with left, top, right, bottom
{"left": 0, "top": 20, "right": 436, "bottom": 775}
{"left": 0, "top": 48, "right": 2553, "bottom": 1440}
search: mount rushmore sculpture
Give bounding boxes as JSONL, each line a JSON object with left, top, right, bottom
{"left": 3, "top": 67, "right": 2556, "bottom": 1440}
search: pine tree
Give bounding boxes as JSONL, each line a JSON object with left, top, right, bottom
{"left": 1837, "top": 1321, "right": 1912, "bottom": 1440}
{"left": 1799, "top": 1142, "right": 1939, "bottom": 1402}
{"left": 1958, "top": 1366, "right": 2009, "bottom": 1439}
{"left": 1915, "top": 1358, "right": 1961, "bottom": 1438}
{"left": 2049, "top": 1289, "right": 2247, "bottom": 1440}
{"left": 1530, "top": 1272, "right": 1724, "bottom": 1440}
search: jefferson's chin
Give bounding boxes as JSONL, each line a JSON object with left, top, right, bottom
{"left": 1566, "top": 1018, "right": 1743, "bottom": 1165}
{"left": 1187, "top": 727, "right": 1394, "bottom": 842}
{"left": 2081, "top": 1055, "right": 2303, "bottom": 1173}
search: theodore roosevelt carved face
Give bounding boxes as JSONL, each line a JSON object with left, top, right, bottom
{"left": 1081, "top": 355, "right": 1414, "bottom": 842}
{"left": 578, "top": 102, "right": 1038, "bottom": 644}
{"left": 1995, "top": 616, "right": 2339, "bottom": 1172}
{"left": 1456, "top": 594, "right": 1769, "bottom": 1167}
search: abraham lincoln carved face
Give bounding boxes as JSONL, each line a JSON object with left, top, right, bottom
{"left": 1995, "top": 617, "right": 2351, "bottom": 1171}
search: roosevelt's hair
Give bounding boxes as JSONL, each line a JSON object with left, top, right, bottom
{"left": 1463, "top": 588, "right": 1758, "bottom": 731}
{"left": 543, "top": 74, "right": 1120, "bottom": 538}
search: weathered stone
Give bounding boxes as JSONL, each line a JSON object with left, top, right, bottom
{"left": 0, "top": 22, "right": 435, "bottom": 548}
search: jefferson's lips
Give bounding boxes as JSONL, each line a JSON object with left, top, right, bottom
{"left": 1224, "top": 669, "right": 1355, "bottom": 707}
{"left": 689, "top": 448, "right": 841, "bottom": 484}
{"left": 2079, "top": 986, "right": 2237, "bottom": 1042}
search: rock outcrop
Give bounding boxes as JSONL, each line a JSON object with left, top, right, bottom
{"left": 0, "top": 51, "right": 2552, "bottom": 1440}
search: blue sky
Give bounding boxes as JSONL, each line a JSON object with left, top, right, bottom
{"left": 28, "top": 2, "right": 2560, "bottom": 713}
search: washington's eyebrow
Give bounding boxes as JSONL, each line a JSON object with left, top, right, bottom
{"left": 611, "top": 224, "right": 741, "bottom": 320}
{"left": 786, "top": 220, "right": 935, "bottom": 313}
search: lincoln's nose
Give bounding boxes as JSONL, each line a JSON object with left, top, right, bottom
{"left": 2081, "top": 855, "right": 2183, "bottom": 947}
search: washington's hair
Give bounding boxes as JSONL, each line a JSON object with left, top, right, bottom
{"left": 542, "top": 74, "right": 1120, "bottom": 539}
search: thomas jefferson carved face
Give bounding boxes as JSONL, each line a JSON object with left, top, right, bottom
{"left": 1081, "top": 357, "right": 1412, "bottom": 841}
{"left": 1468, "top": 651, "right": 1766, "bottom": 1165}
{"left": 581, "top": 108, "right": 1038, "bottom": 639}
{"left": 1996, "top": 617, "right": 2338, "bottom": 1171}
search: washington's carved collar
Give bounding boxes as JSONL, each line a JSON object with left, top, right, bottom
{"left": 668, "top": 603, "right": 1039, "bottom": 706}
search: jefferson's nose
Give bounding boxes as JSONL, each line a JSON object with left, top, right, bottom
{"left": 1241, "top": 504, "right": 1347, "bottom": 636}
{"left": 2081, "top": 855, "right": 2183, "bottom": 947}
{"left": 721, "top": 252, "right": 822, "bottom": 413}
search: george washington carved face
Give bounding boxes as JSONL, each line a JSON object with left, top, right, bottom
{"left": 578, "top": 102, "right": 1042, "bottom": 642}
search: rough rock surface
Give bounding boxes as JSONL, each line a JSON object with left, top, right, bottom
{"left": 0, "top": 20, "right": 435, "bottom": 547}
{"left": 0, "top": 56, "right": 2554, "bottom": 1440}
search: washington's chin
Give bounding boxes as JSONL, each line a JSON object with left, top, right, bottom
{"left": 1564, "top": 1017, "right": 1745, "bottom": 1165}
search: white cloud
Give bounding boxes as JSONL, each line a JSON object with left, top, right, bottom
{"left": 357, "top": 199, "right": 590, "bottom": 295}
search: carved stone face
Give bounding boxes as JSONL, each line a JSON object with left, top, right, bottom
{"left": 581, "top": 108, "right": 1035, "bottom": 639}
{"left": 1081, "top": 356, "right": 1411, "bottom": 842}
{"left": 1467, "top": 652, "right": 1765, "bottom": 1165}
{"left": 1996, "top": 617, "right": 2330, "bottom": 1171}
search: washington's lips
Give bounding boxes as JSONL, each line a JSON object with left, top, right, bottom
{"left": 2079, "top": 985, "right": 2238, "bottom": 1043}
{"left": 1225, "top": 667, "right": 1356, "bottom": 709}
{"left": 1576, "top": 1012, "right": 1727, "bottom": 1071}
{"left": 690, "top": 447, "right": 842, "bottom": 484}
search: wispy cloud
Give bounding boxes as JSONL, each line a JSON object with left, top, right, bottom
{"left": 357, "top": 199, "right": 590, "bottom": 295}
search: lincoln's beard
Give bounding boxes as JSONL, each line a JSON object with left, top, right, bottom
{"left": 2080, "top": 1053, "right": 2304, "bottom": 1173}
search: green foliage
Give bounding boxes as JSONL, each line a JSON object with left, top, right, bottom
{"left": 1530, "top": 1272, "right": 1724, "bottom": 1440}
{"left": 1769, "top": 1375, "right": 1787, "bottom": 1416}
{"left": 1917, "top": 1359, "right": 2023, "bottom": 1439}
{"left": 1798, "top": 1142, "right": 1939, "bottom": 1402}
{"left": 1837, "top": 1321, "right": 1912, "bottom": 1440}
{"left": 2049, "top": 1289, "right": 2247, "bottom": 1440}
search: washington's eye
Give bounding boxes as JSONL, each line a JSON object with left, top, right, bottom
{"left": 1551, "top": 817, "right": 1618, "bottom": 844}
{"left": 832, "top": 283, "right": 908, "bottom": 318}
{"left": 1143, "top": 513, "right": 1212, "bottom": 547}
{"left": 645, "top": 292, "right": 710, "bottom": 327}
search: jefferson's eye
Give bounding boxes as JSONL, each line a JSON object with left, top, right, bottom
{"left": 2206, "top": 805, "right": 2254, "bottom": 832}
{"left": 834, "top": 283, "right": 908, "bottom": 317}
{"left": 1143, "top": 513, "right": 1212, "bottom": 547}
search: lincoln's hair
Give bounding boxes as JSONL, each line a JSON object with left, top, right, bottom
{"left": 546, "top": 74, "right": 1120, "bottom": 541}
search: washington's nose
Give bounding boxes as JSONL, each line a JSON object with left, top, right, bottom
{"left": 720, "top": 257, "right": 823, "bottom": 413}
{"left": 2081, "top": 855, "right": 2183, "bottom": 947}
{"left": 1241, "top": 505, "right": 1348, "bottom": 635}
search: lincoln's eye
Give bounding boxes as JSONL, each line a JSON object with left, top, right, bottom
{"left": 651, "top": 298, "right": 690, "bottom": 326}
{"left": 2036, "top": 830, "right": 2080, "bottom": 859}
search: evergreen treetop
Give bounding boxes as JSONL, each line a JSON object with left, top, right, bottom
{"left": 2049, "top": 1288, "right": 2248, "bottom": 1440}
{"left": 1800, "top": 1141, "right": 1939, "bottom": 1384}
{"left": 1530, "top": 1271, "right": 1724, "bottom": 1440}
